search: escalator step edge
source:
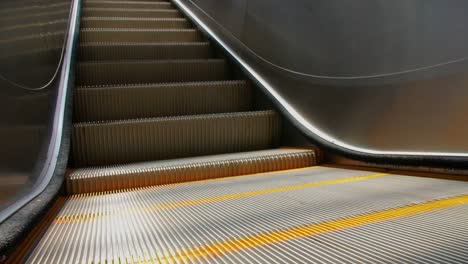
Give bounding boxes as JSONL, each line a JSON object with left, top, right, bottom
{"left": 74, "top": 80, "right": 252, "bottom": 122}
{"left": 72, "top": 110, "right": 281, "bottom": 167}
{"left": 67, "top": 148, "right": 319, "bottom": 194}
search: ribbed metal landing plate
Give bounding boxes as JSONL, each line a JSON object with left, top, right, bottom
{"left": 77, "top": 59, "right": 230, "bottom": 86}
{"left": 80, "top": 29, "right": 202, "bottom": 43}
{"left": 74, "top": 80, "right": 251, "bottom": 121}
{"left": 81, "top": 17, "right": 191, "bottom": 29}
{"left": 79, "top": 42, "right": 212, "bottom": 61}
{"left": 84, "top": 0, "right": 173, "bottom": 9}
{"left": 234, "top": 205, "right": 468, "bottom": 264}
{"left": 82, "top": 8, "right": 181, "bottom": 18}
{"left": 25, "top": 167, "right": 468, "bottom": 263}
{"left": 67, "top": 148, "right": 318, "bottom": 194}
{"left": 72, "top": 110, "right": 281, "bottom": 166}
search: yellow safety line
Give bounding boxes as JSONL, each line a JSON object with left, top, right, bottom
{"left": 142, "top": 172, "right": 388, "bottom": 211}
{"left": 137, "top": 195, "right": 468, "bottom": 264}
{"left": 54, "top": 172, "right": 388, "bottom": 224}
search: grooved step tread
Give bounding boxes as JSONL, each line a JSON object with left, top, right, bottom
{"left": 81, "top": 17, "right": 191, "bottom": 29}
{"left": 72, "top": 110, "right": 281, "bottom": 167}
{"left": 82, "top": 7, "right": 181, "bottom": 18}
{"left": 74, "top": 80, "right": 252, "bottom": 122}
{"left": 79, "top": 28, "right": 202, "bottom": 43}
{"left": 77, "top": 59, "right": 230, "bottom": 86}
{"left": 26, "top": 168, "right": 468, "bottom": 263}
{"left": 79, "top": 42, "right": 212, "bottom": 61}
{"left": 84, "top": 1, "right": 173, "bottom": 9}
{"left": 67, "top": 148, "right": 318, "bottom": 194}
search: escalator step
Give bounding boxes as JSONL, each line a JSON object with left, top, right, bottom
{"left": 72, "top": 110, "right": 281, "bottom": 167}
{"left": 79, "top": 28, "right": 202, "bottom": 43}
{"left": 82, "top": 8, "right": 181, "bottom": 18}
{"left": 84, "top": 1, "right": 173, "bottom": 9}
{"left": 77, "top": 59, "right": 230, "bottom": 85}
{"left": 81, "top": 17, "right": 191, "bottom": 29}
{"left": 67, "top": 148, "right": 317, "bottom": 194}
{"left": 86, "top": 0, "right": 170, "bottom": 1}
{"left": 79, "top": 42, "right": 212, "bottom": 61}
{"left": 74, "top": 80, "right": 252, "bottom": 121}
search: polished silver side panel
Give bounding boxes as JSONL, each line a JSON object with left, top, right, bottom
{"left": 0, "top": 0, "right": 78, "bottom": 221}
{"left": 176, "top": 0, "right": 468, "bottom": 158}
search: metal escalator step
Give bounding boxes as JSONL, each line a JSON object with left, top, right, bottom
{"left": 67, "top": 148, "right": 317, "bottom": 194}
{"left": 84, "top": 1, "right": 173, "bottom": 9}
{"left": 82, "top": 7, "right": 181, "bottom": 18}
{"left": 74, "top": 80, "right": 252, "bottom": 121}
{"left": 85, "top": 0, "right": 169, "bottom": 1}
{"left": 79, "top": 28, "right": 202, "bottom": 43}
{"left": 81, "top": 17, "right": 191, "bottom": 29}
{"left": 77, "top": 59, "right": 230, "bottom": 86}
{"left": 72, "top": 110, "right": 281, "bottom": 167}
{"left": 79, "top": 42, "right": 212, "bottom": 61}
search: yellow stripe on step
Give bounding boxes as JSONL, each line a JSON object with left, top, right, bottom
{"left": 140, "top": 195, "right": 468, "bottom": 263}
{"left": 144, "top": 172, "right": 389, "bottom": 211}
{"left": 54, "top": 172, "right": 389, "bottom": 224}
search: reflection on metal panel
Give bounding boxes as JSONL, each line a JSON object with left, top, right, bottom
{"left": 0, "top": 0, "right": 71, "bottom": 211}
{"left": 192, "top": 0, "right": 468, "bottom": 78}
{"left": 179, "top": 0, "right": 468, "bottom": 157}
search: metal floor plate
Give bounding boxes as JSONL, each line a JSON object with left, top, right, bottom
{"left": 25, "top": 167, "right": 468, "bottom": 263}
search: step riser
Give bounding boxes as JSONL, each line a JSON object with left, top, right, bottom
{"left": 79, "top": 43, "right": 212, "bottom": 61}
{"left": 84, "top": 2, "right": 173, "bottom": 9}
{"left": 80, "top": 18, "right": 191, "bottom": 29}
{"left": 74, "top": 81, "right": 252, "bottom": 122}
{"left": 72, "top": 111, "right": 281, "bottom": 167}
{"left": 82, "top": 8, "right": 181, "bottom": 18}
{"left": 79, "top": 30, "right": 202, "bottom": 43}
{"left": 67, "top": 150, "right": 317, "bottom": 194}
{"left": 77, "top": 60, "right": 230, "bottom": 86}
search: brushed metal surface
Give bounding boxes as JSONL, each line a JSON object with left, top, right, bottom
{"left": 179, "top": 0, "right": 468, "bottom": 156}
{"left": 26, "top": 167, "right": 468, "bottom": 263}
{"left": 0, "top": 0, "right": 72, "bottom": 213}
{"left": 67, "top": 148, "right": 317, "bottom": 194}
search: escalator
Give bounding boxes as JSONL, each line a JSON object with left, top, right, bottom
{"left": 4, "top": 0, "right": 468, "bottom": 263}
